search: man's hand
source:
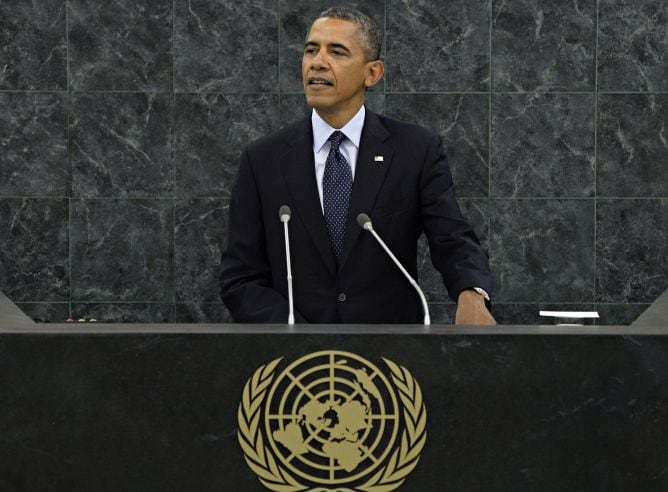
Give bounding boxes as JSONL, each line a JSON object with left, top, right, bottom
{"left": 455, "top": 290, "right": 496, "bottom": 325}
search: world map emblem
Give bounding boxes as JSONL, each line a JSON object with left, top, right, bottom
{"left": 237, "top": 350, "right": 427, "bottom": 491}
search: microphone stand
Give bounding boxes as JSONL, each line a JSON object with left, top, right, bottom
{"left": 357, "top": 214, "right": 431, "bottom": 326}
{"left": 279, "top": 206, "right": 295, "bottom": 325}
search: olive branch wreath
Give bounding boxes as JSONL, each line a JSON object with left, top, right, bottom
{"left": 237, "top": 356, "right": 427, "bottom": 492}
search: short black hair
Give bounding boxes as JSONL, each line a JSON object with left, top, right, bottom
{"left": 314, "top": 7, "right": 382, "bottom": 61}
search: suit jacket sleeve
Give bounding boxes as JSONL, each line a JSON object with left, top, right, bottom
{"left": 419, "top": 133, "right": 493, "bottom": 301}
{"left": 219, "top": 148, "right": 305, "bottom": 323}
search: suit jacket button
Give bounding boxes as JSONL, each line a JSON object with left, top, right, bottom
{"left": 338, "top": 293, "right": 347, "bottom": 302}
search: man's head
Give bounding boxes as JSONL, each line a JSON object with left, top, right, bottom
{"left": 302, "top": 7, "right": 384, "bottom": 128}
{"left": 316, "top": 7, "right": 382, "bottom": 62}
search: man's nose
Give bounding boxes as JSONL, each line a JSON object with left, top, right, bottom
{"left": 310, "top": 50, "right": 328, "bottom": 70}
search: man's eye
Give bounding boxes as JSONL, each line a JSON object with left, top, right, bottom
{"left": 305, "top": 48, "right": 316, "bottom": 54}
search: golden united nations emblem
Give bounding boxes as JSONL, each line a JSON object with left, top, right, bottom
{"left": 237, "top": 350, "right": 427, "bottom": 491}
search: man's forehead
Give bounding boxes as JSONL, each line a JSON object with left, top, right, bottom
{"left": 306, "top": 17, "right": 362, "bottom": 44}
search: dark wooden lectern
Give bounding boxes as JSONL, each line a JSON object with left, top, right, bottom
{"left": 1, "top": 291, "right": 667, "bottom": 491}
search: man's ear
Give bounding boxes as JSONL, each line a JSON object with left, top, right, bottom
{"left": 365, "top": 60, "right": 385, "bottom": 88}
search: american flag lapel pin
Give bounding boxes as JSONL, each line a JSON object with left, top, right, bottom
{"left": 374, "top": 155, "right": 384, "bottom": 163}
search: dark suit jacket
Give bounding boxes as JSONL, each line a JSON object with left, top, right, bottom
{"left": 219, "top": 109, "right": 493, "bottom": 323}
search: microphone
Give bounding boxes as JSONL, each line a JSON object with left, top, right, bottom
{"left": 279, "top": 205, "right": 295, "bottom": 325}
{"left": 357, "top": 213, "right": 431, "bottom": 326}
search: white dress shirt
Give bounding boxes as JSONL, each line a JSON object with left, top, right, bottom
{"left": 311, "top": 105, "right": 365, "bottom": 212}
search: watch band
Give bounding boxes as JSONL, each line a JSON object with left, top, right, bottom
{"left": 472, "top": 287, "right": 490, "bottom": 302}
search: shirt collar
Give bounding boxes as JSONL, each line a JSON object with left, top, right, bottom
{"left": 311, "top": 105, "right": 366, "bottom": 153}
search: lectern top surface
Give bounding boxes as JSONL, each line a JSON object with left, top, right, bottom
{"left": 1, "top": 322, "right": 667, "bottom": 336}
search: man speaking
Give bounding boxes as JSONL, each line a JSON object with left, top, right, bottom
{"left": 220, "top": 7, "right": 495, "bottom": 325}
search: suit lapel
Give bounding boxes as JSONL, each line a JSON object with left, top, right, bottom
{"left": 281, "top": 117, "right": 337, "bottom": 275}
{"left": 339, "top": 111, "right": 394, "bottom": 269}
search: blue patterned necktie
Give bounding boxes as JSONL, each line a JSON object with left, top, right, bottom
{"left": 323, "top": 130, "right": 352, "bottom": 261}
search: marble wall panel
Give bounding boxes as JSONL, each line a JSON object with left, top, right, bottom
{"left": 1, "top": 0, "right": 666, "bottom": 326}
{"left": 70, "top": 199, "right": 174, "bottom": 302}
{"left": 596, "top": 199, "right": 667, "bottom": 303}
{"left": 595, "top": 303, "right": 651, "bottom": 326}
{"left": 427, "top": 303, "right": 456, "bottom": 324}
{"left": 71, "top": 303, "right": 175, "bottom": 323}
{"left": 418, "top": 198, "right": 489, "bottom": 302}
{"left": 386, "top": 94, "right": 489, "bottom": 197}
{"left": 386, "top": 0, "right": 490, "bottom": 92}
{"left": 70, "top": 93, "right": 173, "bottom": 198}
{"left": 491, "top": 199, "right": 595, "bottom": 302}
{"left": 597, "top": 94, "right": 668, "bottom": 197}
{"left": 175, "top": 303, "right": 233, "bottom": 323}
{"left": 174, "top": 94, "right": 280, "bottom": 197}
{"left": 492, "top": 303, "right": 599, "bottom": 325}
{"left": 175, "top": 199, "right": 228, "bottom": 302}
{"left": 0, "top": 93, "right": 68, "bottom": 196}
{"left": 460, "top": 198, "right": 490, "bottom": 251}
{"left": 0, "top": 0, "right": 66, "bottom": 90}
{"left": 68, "top": 0, "right": 172, "bottom": 91}
{"left": 0, "top": 198, "right": 68, "bottom": 301}
{"left": 16, "top": 303, "right": 70, "bottom": 323}
{"left": 598, "top": 0, "right": 668, "bottom": 91}
{"left": 174, "top": 0, "right": 278, "bottom": 92}
{"left": 492, "top": 303, "right": 648, "bottom": 326}
{"left": 279, "top": 0, "right": 385, "bottom": 92}
{"left": 492, "top": 0, "right": 596, "bottom": 91}
{"left": 491, "top": 93, "right": 595, "bottom": 197}
{"left": 279, "top": 93, "right": 313, "bottom": 126}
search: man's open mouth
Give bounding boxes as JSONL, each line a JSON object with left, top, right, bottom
{"left": 308, "top": 78, "right": 333, "bottom": 86}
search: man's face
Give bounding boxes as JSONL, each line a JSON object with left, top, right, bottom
{"left": 302, "top": 17, "right": 382, "bottom": 124}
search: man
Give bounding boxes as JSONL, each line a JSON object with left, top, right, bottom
{"left": 220, "top": 7, "right": 495, "bottom": 325}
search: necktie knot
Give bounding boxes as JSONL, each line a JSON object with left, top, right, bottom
{"left": 328, "top": 130, "right": 345, "bottom": 152}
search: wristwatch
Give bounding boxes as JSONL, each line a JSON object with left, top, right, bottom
{"left": 471, "top": 287, "right": 490, "bottom": 302}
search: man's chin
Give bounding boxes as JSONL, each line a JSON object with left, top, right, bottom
{"left": 304, "top": 94, "right": 328, "bottom": 110}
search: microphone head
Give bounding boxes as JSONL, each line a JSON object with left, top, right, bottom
{"left": 357, "top": 213, "right": 372, "bottom": 230}
{"left": 279, "top": 205, "right": 291, "bottom": 222}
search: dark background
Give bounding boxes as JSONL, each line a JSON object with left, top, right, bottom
{"left": 0, "top": 0, "right": 666, "bottom": 324}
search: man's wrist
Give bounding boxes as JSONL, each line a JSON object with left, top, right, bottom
{"left": 471, "top": 287, "right": 490, "bottom": 302}
{"left": 458, "top": 287, "right": 491, "bottom": 310}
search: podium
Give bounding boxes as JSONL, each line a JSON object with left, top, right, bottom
{"left": 1, "top": 291, "right": 667, "bottom": 491}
